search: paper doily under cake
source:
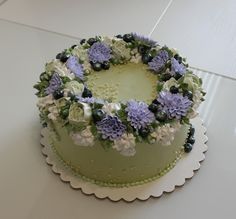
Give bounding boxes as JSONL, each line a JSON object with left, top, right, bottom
{"left": 40, "top": 117, "right": 208, "bottom": 202}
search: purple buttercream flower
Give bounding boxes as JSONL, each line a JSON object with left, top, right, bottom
{"left": 45, "top": 73, "right": 62, "bottom": 95}
{"left": 132, "top": 32, "right": 158, "bottom": 47}
{"left": 148, "top": 50, "right": 169, "bottom": 73}
{"left": 88, "top": 42, "right": 111, "bottom": 63}
{"left": 157, "top": 91, "right": 192, "bottom": 119}
{"left": 171, "top": 58, "right": 186, "bottom": 75}
{"left": 96, "top": 115, "right": 126, "bottom": 140}
{"left": 66, "top": 56, "right": 84, "bottom": 80}
{"left": 126, "top": 100, "right": 155, "bottom": 130}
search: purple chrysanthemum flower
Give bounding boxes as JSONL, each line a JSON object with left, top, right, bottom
{"left": 157, "top": 91, "right": 192, "bottom": 119}
{"left": 171, "top": 58, "right": 186, "bottom": 75}
{"left": 45, "top": 73, "right": 62, "bottom": 95}
{"left": 66, "top": 56, "right": 84, "bottom": 80}
{"left": 132, "top": 32, "right": 158, "bottom": 47}
{"left": 96, "top": 116, "right": 126, "bottom": 140}
{"left": 126, "top": 100, "right": 155, "bottom": 130}
{"left": 88, "top": 42, "right": 111, "bottom": 63}
{"left": 148, "top": 50, "right": 169, "bottom": 72}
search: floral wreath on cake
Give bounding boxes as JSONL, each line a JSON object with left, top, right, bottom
{"left": 34, "top": 33, "right": 205, "bottom": 156}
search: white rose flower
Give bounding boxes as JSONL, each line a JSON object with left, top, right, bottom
{"left": 102, "top": 103, "right": 121, "bottom": 116}
{"left": 113, "top": 133, "right": 136, "bottom": 156}
{"left": 150, "top": 122, "right": 181, "bottom": 146}
{"left": 64, "top": 81, "right": 84, "bottom": 96}
{"left": 70, "top": 126, "right": 95, "bottom": 147}
{"left": 46, "top": 60, "right": 75, "bottom": 79}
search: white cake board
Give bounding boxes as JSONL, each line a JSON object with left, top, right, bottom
{"left": 40, "top": 117, "right": 208, "bottom": 202}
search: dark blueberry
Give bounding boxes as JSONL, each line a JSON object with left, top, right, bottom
{"left": 174, "top": 54, "right": 179, "bottom": 60}
{"left": 183, "top": 90, "right": 193, "bottom": 100}
{"left": 142, "top": 53, "right": 153, "bottom": 64}
{"left": 155, "top": 111, "right": 167, "bottom": 122}
{"left": 123, "top": 34, "right": 134, "bottom": 43}
{"left": 42, "top": 122, "right": 48, "bottom": 128}
{"left": 189, "top": 126, "right": 195, "bottom": 136}
{"left": 184, "top": 143, "right": 193, "bottom": 153}
{"left": 60, "top": 53, "right": 70, "bottom": 63}
{"left": 152, "top": 99, "right": 159, "bottom": 105}
{"left": 82, "top": 87, "right": 93, "bottom": 98}
{"left": 71, "top": 44, "right": 77, "bottom": 49}
{"left": 170, "top": 86, "right": 179, "bottom": 94}
{"left": 87, "top": 38, "right": 97, "bottom": 46}
{"left": 80, "top": 39, "right": 86, "bottom": 45}
{"left": 161, "top": 73, "right": 172, "bottom": 81}
{"left": 174, "top": 73, "right": 182, "bottom": 80}
{"left": 138, "top": 45, "right": 150, "bottom": 55}
{"left": 56, "top": 53, "right": 62, "bottom": 59}
{"left": 187, "top": 136, "right": 195, "bottom": 145}
{"left": 148, "top": 103, "right": 158, "bottom": 113}
{"left": 92, "top": 62, "right": 102, "bottom": 71}
{"left": 101, "top": 61, "right": 110, "bottom": 70}
{"left": 139, "top": 127, "right": 150, "bottom": 138}
{"left": 92, "top": 109, "right": 105, "bottom": 122}
{"left": 115, "top": 34, "right": 123, "bottom": 39}
{"left": 53, "top": 89, "right": 64, "bottom": 100}
{"left": 178, "top": 56, "right": 183, "bottom": 64}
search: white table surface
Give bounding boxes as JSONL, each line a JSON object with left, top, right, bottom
{"left": 0, "top": 4, "right": 236, "bottom": 219}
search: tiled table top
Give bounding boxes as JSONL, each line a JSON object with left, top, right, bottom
{"left": 0, "top": 2, "right": 235, "bottom": 218}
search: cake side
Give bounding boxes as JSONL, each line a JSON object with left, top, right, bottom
{"left": 50, "top": 121, "right": 189, "bottom": 186}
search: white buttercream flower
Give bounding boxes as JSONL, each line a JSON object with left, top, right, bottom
{"left": 46, "top": 60, "right": 74, "bottom": 79}
{"left": 113, "top": 133, "right": 136, "bottom": 156}
{"left": 163, "top": 78, "right": 179, "bottom": 91}
{"left": 72, "top": 46, "right": 89, "bottom": 62}
{"left": 64, "top": 81, "right": 84, "bottom": 96}
{"left": 130, "top": 53, "right": 142, "bottom": 63}
{"left": 111, "top": 40, "right": 131, "bottom": 60}
{"left": 102, "top": 103, "right": 121, "bottom": 116}
{"left": 150, "top": 122, "right": 181, "bottom": 146}
{"left": 37, "top": 94, "right": 54, "bottom": 109}
{"left": 70, "top": 126, "right": 95, "bottom": 147}
{"left": 48, "top": 105, "right": 59, "bottom": 120}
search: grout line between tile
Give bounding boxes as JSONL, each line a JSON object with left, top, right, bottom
{"left": 148, "top": 0, "right": 174, "bottom": 37}
{"left": 0, "top": 18, "right": 81, "bottom": 40}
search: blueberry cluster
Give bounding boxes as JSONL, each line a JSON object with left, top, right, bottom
{"left": 184, "top": 125, "right": 195, "bottom": 153}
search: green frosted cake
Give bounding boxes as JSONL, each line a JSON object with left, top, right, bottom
{"left": 34, "top": 33, "right": 205, "bottom": 187}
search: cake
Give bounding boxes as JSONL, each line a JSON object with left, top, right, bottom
{"left": 34, "top": 33, "right": 205, "bottom": 187}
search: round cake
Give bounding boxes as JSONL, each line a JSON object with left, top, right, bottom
{"left": 34, "top": 33, "right": 205, "bottom": 187}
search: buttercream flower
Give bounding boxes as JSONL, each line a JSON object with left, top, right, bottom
{"left": 68, "top": 102, "right": 91, "bottom": 125}
{"left": 66, "top": 56, "right": 84, "bottom": 80}
{"left": 72, "top": 46, "right": 89, "bottom": 62}
{"left": 102, "top": 102, "right": 121, "bottom": 116}
{"left": 45, "top": 60, "right": 74, "bottom": 79}
{"left": 70, "top": 126, "right": 95, "bottom": 147}
{"left": 48, "top": 105, "right": 59, "bottom": 120}
{"left": 113, "top": 133, "right": 136, "bottom": 156}
{"left": 157, "top": 91, "right": 192, "bottom": 119}
{"left": 37, "top": 94, "right": 54, "bottom": 109}
{"left": 162, "top": 77, "right": 179, "bottom": 91}
{"left": 45, "top": 73, "right": 62, "bottom": 95}
{"left": 182, "top": 73, "right": 202, "bottom": 91}
{"left": 150, "top": 122, "right": 181, "bottom": 145}
{"left": 130, "top": 53, "right": 142, "bottom": 63}
{"left": 88, "top": 42, "right": 111, "bottom": 63}
{"left": 126, "top": 100, "right": 155, "bottom": 130}
{"left": 132, "top": 32, "right": 158, "bottom": 47}
{"left": 111, "top": 40, "right": 131, "bottom": 60}
{"left": 148, "top": 50, "right": 169, "bottom": 72}
{"left": 171, "top": 58, "right": 186, "bottom": 75}
{"left": 64, "top": 81, "right": 84, "bottom": 96}
{"left": 96, "top": 116, "right": 126, "bottom": 140}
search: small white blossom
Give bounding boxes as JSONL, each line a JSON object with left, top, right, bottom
{"left": 70, "top": 126, "right": 95, "bottom": 147}
{"left": 113, "top": 133, "right": 136, "bottom": 156}
{"left": 102, "top": 103, "right": 121, "bottom": 116}
{"left": 46, "top": 60, "right": 74, "bottom": 79}
{"left": 48, "top": 105, "right": 59, "bottom": 120}
{"left": 37, "top": 94, "right": 54, "bottom": 109}
{"left": 150, "top": 122, "right": 182, "bottom": 146}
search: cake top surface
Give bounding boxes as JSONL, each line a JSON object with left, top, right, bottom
{"left": 34, "top": 33, "right": 205, "bottom": 156}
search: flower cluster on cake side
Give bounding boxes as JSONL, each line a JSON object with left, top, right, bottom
{"left": 34, "top": 33, "right": 205, "bottom": 156}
